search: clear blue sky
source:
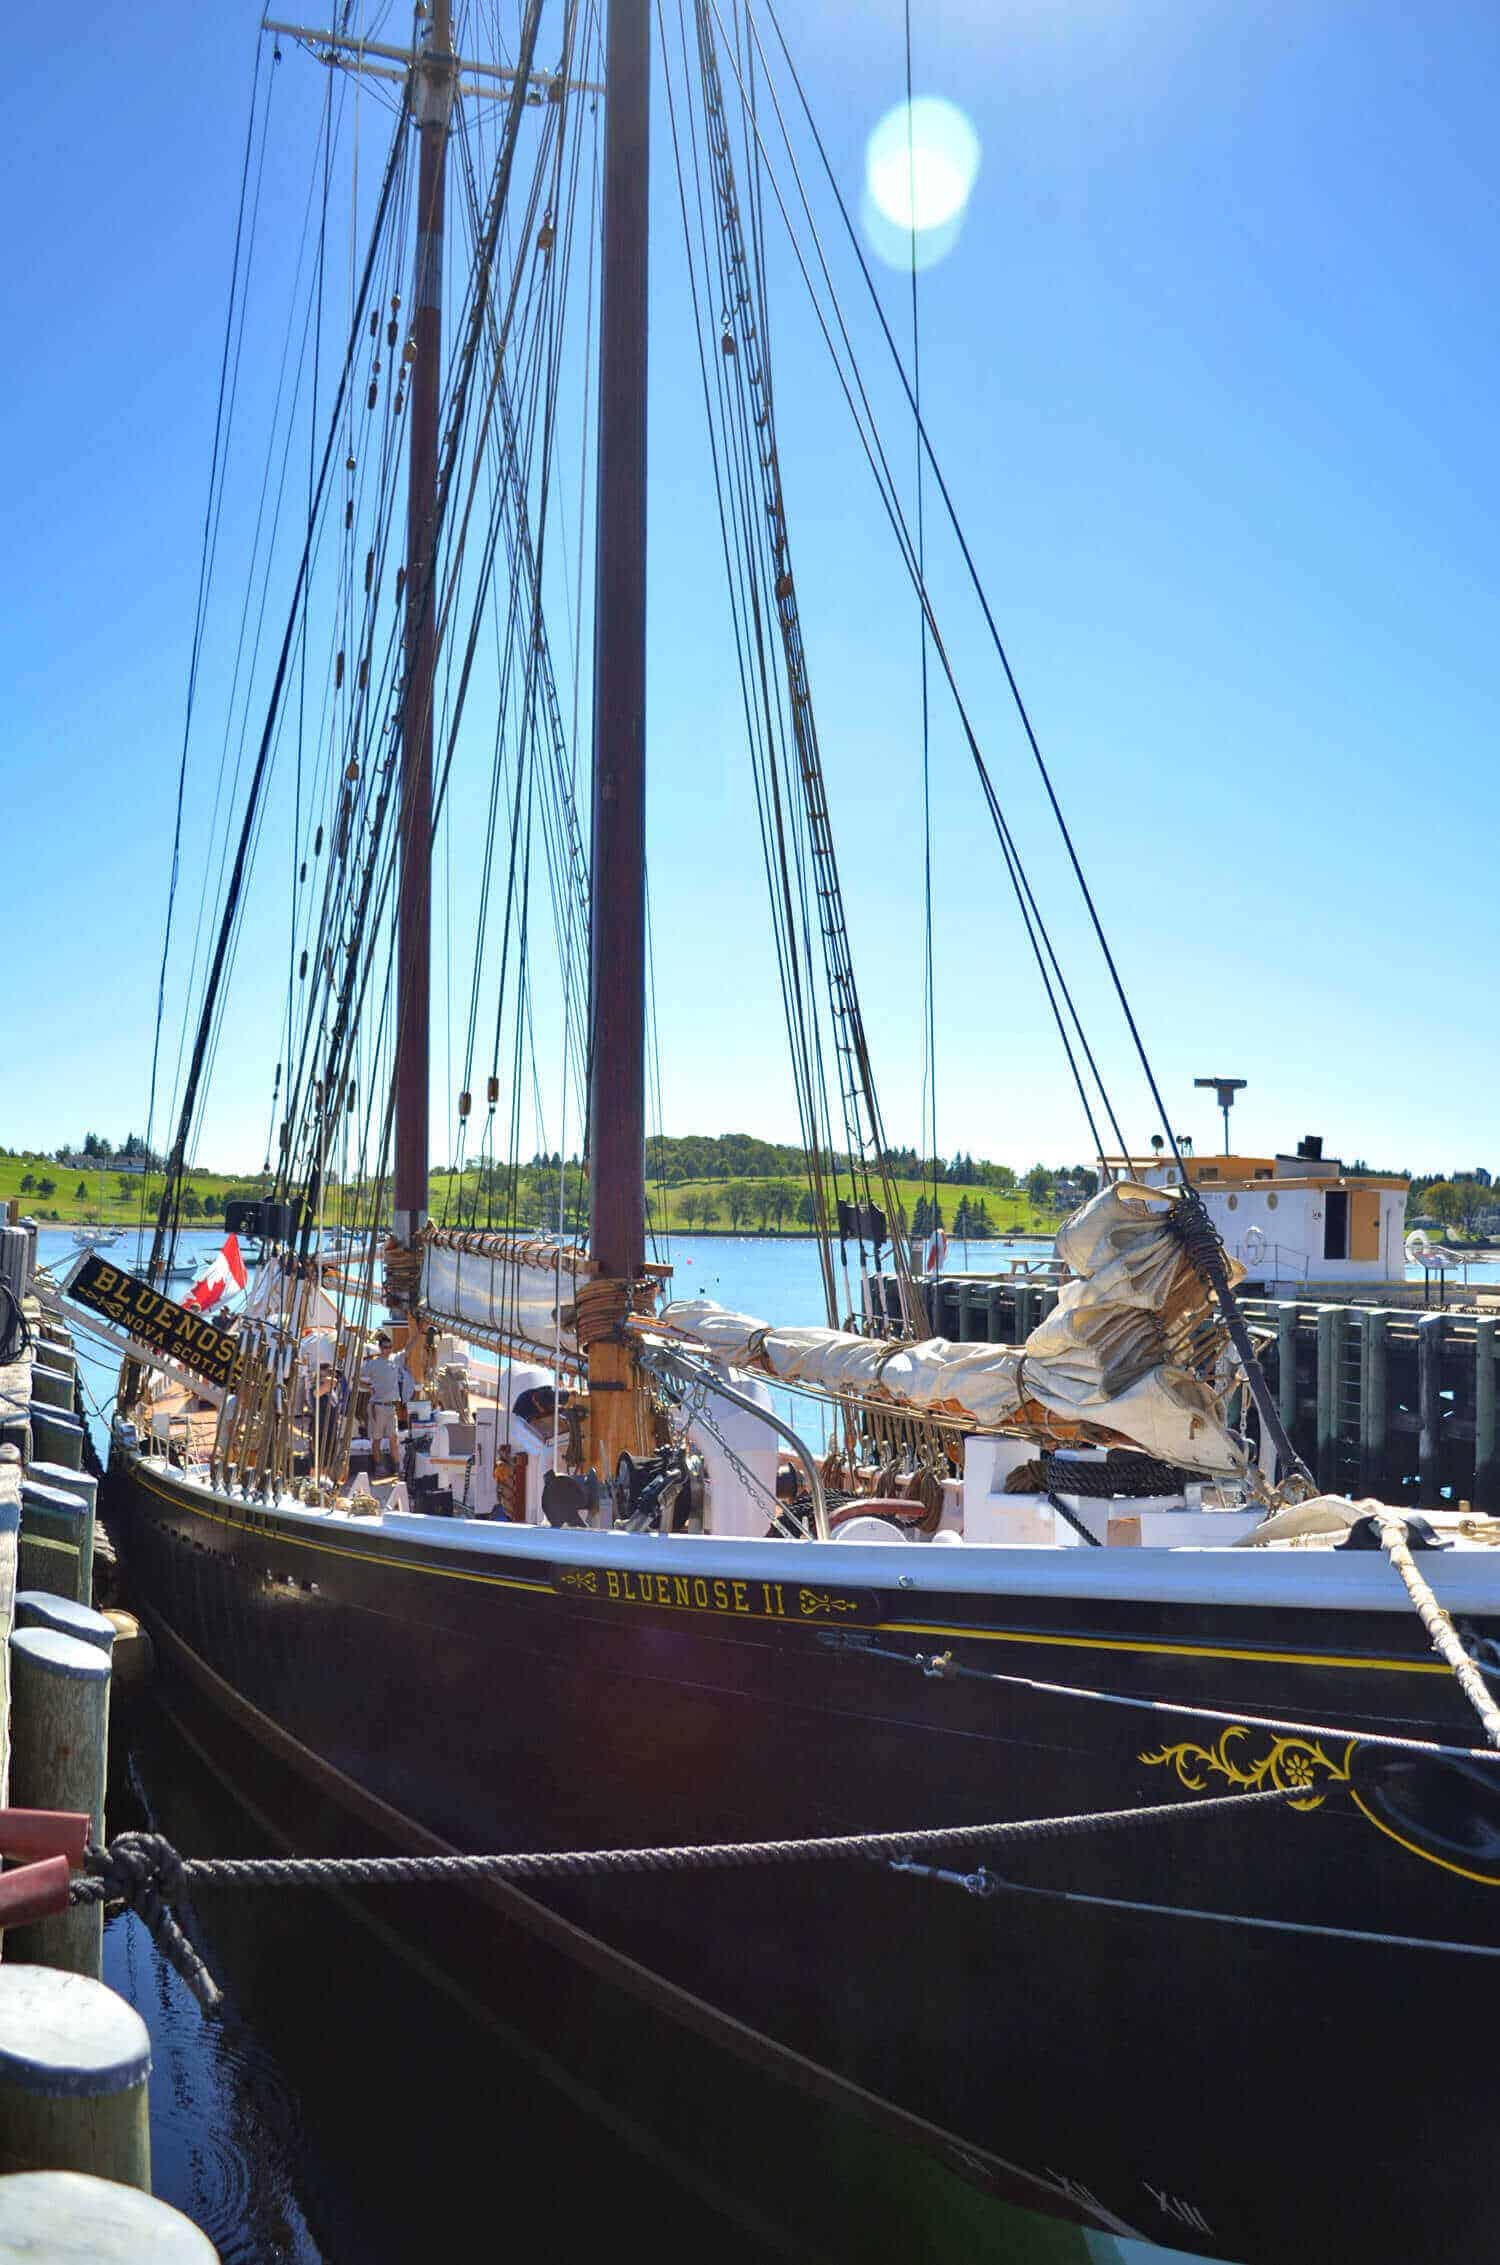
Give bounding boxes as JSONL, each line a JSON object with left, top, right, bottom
{"left": 3, "top": 0, "right": 1497, "bottom": 1178}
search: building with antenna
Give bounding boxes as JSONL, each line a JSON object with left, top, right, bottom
{"left": 1106, "top": 1135, "right": 1410, "bottom": 1293}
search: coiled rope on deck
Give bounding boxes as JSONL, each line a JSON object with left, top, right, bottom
{"left": 73, "top": 1785, "right": 1304, "bottom": 2015}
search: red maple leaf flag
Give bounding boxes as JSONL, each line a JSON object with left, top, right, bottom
{"left": 184, "top": 1234, "right": 248, "bottom": 1314}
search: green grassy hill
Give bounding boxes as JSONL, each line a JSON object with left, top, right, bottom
{"left": 0, "top": 1155, "right": 246, "bottom": 1227}
{"left": 641, "top": 1174, "right": 1052, "bottom": 1239}
{"left": 4, "top": 1150, "right": 1057, "bottom": 1242}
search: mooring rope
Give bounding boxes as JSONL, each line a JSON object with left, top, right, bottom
{"left": 73, "top": 1786, "right": 1303, "bottom": 2015}
{"left": 1358, "top": 1504, "right": 1500, "bottom": 1751}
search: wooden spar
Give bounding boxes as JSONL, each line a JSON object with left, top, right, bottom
{"left": 391, "top": 1, "right": 455, "bottom": 1318}
{"left": 586, "top": 0, "right": 652, "bottom": 1469}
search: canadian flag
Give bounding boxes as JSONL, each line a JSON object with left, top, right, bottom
{"left": 184, "top": 1234, "right": 248, "bottom": 1314}
{"left": 923, "top": 1228, "right": 948, "bottom": 1276}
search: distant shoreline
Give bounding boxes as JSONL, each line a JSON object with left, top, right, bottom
{"left": 28, "top": 1216, "right": 1058, "bottom": 1248}
{"left": 649, "top": 1225, "right": 1056, "bottom": 1244}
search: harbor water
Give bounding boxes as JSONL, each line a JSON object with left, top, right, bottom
{"left": 47, "top": 1225, "right": 1262, "bottom": 2260}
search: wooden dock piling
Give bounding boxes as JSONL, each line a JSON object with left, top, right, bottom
{"left": 25, "top": 1412, "right": 83, "bottom": 1475}
{"left": 14, "top": 1537, "right": 82, "bottom": 1607}
{"left": 29, "top": 1464, "right": 96, "bottom": 1603}
{"left": 6, "top": 1630, "right": 111, "bottom": 1977}
{"left": 0, "top": 1968, "right": 151, "bottom": 2191}
{"left": 14, "top": 1594, "right": 116, "bottom": 1654}
{"left": 1359, "top": 1310, "right": 1388, "bottom": 1498}
{"left": 26, "top": 1366, "right": 74, "bottom": 1415}
{"left": 1475, "top": 1317, "right": 1497, "bottom": 1511}
{"left": 1417, "top": 1311, "right": 1444, "bottom": 1508}
{"left": 0, "top": 2170, "right": 220, "bottom": 2259}
{"left": 18, "top": 1483, "right": 91, "bottom": 1607}
{"left": 1314, "top": 1308, "right": 1337, "bottom": 1491}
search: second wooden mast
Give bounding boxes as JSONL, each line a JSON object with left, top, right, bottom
{"left": 585, "top": 0, "right": 652, "bottom": 1470}
{"left": 390, "top": 1, "right": 455, "bottom": 1350}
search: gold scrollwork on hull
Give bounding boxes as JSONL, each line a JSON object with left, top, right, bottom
{"left": 1139, "top": 1726, "right": 1355, "bottom": 1813}
{"left": 798, "top": 1588, "right": 858, "bottom": 1618}
{"left": 555, "top": 1567, "right": 599, "bottom": 1594}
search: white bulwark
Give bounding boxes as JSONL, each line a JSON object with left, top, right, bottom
{"left": 1109, "top": 1141, "right": 1408, "bottom": 1293}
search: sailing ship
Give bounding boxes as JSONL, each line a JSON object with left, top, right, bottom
{"left": 61, "top": 4, "right": 1500, "bottom": 2255}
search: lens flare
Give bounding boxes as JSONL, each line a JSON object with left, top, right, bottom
{"left": 863, "top": 97, "right": 981, "bottom": 269}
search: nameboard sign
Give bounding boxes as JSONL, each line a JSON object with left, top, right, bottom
{"left": 549, "top": 1563, "right": 882, "bottom": 1624}
{"left": 67, "top": 1256, "right": 240, "bottom": 1391}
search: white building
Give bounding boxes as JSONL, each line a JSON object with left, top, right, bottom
{"left": 1108, "top": 1139, "right": 1408, "bottom": 1294}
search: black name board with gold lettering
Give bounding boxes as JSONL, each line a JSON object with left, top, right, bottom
{"left": 549, "top": 1563, "right": 881, "bottom": 1625}
{"left": 68, "top": 1256, "right": 240, "bottom": 1392}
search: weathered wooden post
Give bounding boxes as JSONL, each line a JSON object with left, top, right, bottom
{"left": 1360, "top": 1310, "right": 1388, "bottom": 1498}
{"left": 26, "top": 1410, "right": 84, "bottom": 1474}
{"left": 0, "top": 1969, "right": 151, "bottom": 2191}
{"left": 14, "top": 1537, "right": 82, "bottom": 1607}
{"left": 1417, "top": 1310, "right": 1444, "bottom": 1508}
{"left": 1315, "top": 1307, "right": 1338, "bottom": 1492}
{"left": 6, "top": 1630, "right": 111, "bottom": 1977}
{"left": 1476, "top": 1317, "right": 1497, "bottom": 1513}
{"left": 19, "top": 1480, "right": 91, "bottom": 1607}
{"left": 15, "top": 1593, "right": 116, "bottom": 1655}
{"left": 0, "top": 1447, "right": 17, "bottom": 1766}
{"left": 26, "top": 1364, "right": 74, "bottom": 1414}
{"left": 30, "top": 1462, "right": 97, "bottom": 1601}
{"left": 1276, "top": 1304, "right": 1299, "bottom": 1444}
{"left": 0, "top": 2170, "right": 220, "bottom": 2259}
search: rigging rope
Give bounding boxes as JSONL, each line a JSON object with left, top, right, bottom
{"left": 902, "top": 0, "right": 939, "bottom": 1267}
{"left": 147, "top": 103, "right": 411, "bottom": 1296}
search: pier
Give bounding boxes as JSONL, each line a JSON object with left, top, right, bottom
{"left": 0, "top": 1206, "right": 215, "bottom": 2253}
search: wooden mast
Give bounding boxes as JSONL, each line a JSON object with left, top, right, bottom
{"left": 389, "top": 0, "right": 455, "bottom": 1347}
{"left": 585, "top": 0, "right": 652, "bottom": 1471}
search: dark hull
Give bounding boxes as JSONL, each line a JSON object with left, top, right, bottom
{"left": 109, "top": 1452, "right": 1500, "bottom": 2261}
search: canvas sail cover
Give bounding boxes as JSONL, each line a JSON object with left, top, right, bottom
{"left": 418, "top": 1230, "right": 588, "bottom": 1363}
{"left": 660, "top": 1182, "right": 1243, "bottom": 1472}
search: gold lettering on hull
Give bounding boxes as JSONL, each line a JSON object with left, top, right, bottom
{"left": 547, "top": 1564, "right": 880, "bottom": 1623}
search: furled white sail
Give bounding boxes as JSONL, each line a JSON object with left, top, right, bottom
{"left": 660, "top": 1182, "right": 1244, "bottom": 1473}
{"left": 419, "top": 1230, "right": 588, "bottom": 1364}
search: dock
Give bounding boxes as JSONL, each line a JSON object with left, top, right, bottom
{"left": 0, "top": 1206, "right": 216, "bottom": 2252}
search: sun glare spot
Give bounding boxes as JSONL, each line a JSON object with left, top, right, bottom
{"left": 863, "top": 97, "right": 981, "bottom": 269}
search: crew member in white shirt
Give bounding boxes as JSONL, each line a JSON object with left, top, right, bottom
{"left": 363, "top": 1333, "right": 413, "bottom": 1473}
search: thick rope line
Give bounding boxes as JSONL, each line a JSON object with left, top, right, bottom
{"left": 76, "top": 1785, "right": 1297, "bottom": 1907}
{"left": 71, "top": 1793, "right": 1308, "bottom": 2014}
{"left": 1362, "top": 1505, "right": 1500, "bottom": 1750}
